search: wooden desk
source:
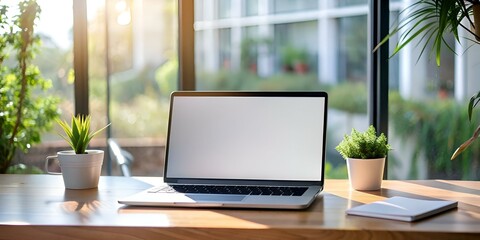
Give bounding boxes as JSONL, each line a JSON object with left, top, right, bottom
{"left": 0, "top": 175, "right": 479, "bottom": 240}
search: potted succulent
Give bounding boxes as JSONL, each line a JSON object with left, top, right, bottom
{"left": 45, "top": 115, "right": 110, "bottom": 189}
{"left": 335, "top": 125, "right": 391, "bottom": 191}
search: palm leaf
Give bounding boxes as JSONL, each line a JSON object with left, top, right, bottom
{"left": 468, "top": 91, "right": 480, "bottom": 121}
{"left": 451, "top": 124, "right": 480, "bottom": 160}
{"left": 376, "top": 0, "right": 479, "bottom": 160}
{"left": 374, "top": 0, "right": 475, "bottom": 66}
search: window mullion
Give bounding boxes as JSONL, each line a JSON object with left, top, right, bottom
{"left": 73, "top": 0, "right": 89, "bottom": 116}
{"left": 369, "top": 0, "right": 389, "bottom": 179}
{"left": 178, "top": 0, "right": 196, "bottom": 90}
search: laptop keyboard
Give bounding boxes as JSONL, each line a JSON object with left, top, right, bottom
{"left": 148, "top": 185, "right": 308, "bottom": 196}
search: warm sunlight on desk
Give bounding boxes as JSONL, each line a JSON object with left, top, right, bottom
{"left": 118, "top": 208, "right": 268, "bottom": 229}
{"left": 0, "top": 175, "right": 479, "bottom": 240}
{"left": 325, "top": 180, "right": 386, "bottom": 205}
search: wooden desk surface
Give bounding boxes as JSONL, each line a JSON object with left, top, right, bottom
{"left": 0, "top": 174, "right": 479, "bottom": 240}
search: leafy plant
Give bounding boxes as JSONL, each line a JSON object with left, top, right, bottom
{"left": 57, "top": 115, "right": 110, "bottom": 154}
{"left": 375, "top": 0, "right": 478, "bottom": 66}
{"left": 453, "top": 91, "right": 480, "bottom": 160}
{"left": 375, "top": 0, "right": 480, "bottom": 160}
{"left": 0, "top": 0, "right": 60, "bottom": 173}
{"left": 335, "top": 125, "right": 391, "bottom": 160}
{"left": 280, "top": 45, "right": 308, "bottom": 71}
{"left": 240, "top": 38, "right": 262, "bottom": 71}
{"left": 389, "top": 92, "right": 480, "bottom": 179}
{"left": 196, "top": 70, "right": 324, "bottom": 91}
{"left": 329, "top": 82, "right": 368, "bottom": 114}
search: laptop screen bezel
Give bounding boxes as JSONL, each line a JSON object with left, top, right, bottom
{"left": 163, "top": 91, "right": 327, "bottom": 187}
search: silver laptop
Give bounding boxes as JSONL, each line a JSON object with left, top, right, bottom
{"left": 118, "top": 91, "right": 328, "bottom": 209}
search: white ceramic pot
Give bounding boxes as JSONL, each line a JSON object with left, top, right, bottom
{"left": 346, "top": 157, "right": 385, "bottom": 191}
{"left": 46, "top": 150, "right": 104, "bottom": 189}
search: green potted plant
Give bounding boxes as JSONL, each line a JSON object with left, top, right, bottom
{"left": 0, "top": 0, "right": 60, "bottom": 174}
{"left": 293, "top": 48, "right": 308, "bottom": 74}
{"left": 335, "top": 125, "right": 391, "bottom": 190}
{"left": 280, "top": 45, "right": 309, "bottom": 74}
{"left": 374, "top": 0, "right": 480, "bottom": 160}
{"left": 45, "top": 115, "right": 110, "bottom": 189}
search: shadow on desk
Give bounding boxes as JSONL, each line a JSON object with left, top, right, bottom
{"left": 62, "top": 189, "right": 100, "bottom": 224}
{"left": 407, "top": 180, "right": 480, "bottom": 196}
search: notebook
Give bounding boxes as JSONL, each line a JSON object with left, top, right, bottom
{"left": 346, "top": 196, "right": 458, "bottom": 222}
{"left": 118, "top": 91, "right": 328, "bottom": 209}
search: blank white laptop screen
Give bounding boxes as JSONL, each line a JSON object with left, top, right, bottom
{"left": 165, "top": 94, "right": 326, "bottom": 182}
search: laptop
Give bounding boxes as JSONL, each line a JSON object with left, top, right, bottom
{"left": 118, "top": 91, "right": 328, "bottom": 209}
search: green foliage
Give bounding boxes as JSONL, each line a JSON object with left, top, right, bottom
{"left": 280, "top": 45, "right": 308, "bottom": 68}
{"left": 329, "top": 82, "right": 367, "bottom": 114}
{"left": 335, "top": 125, "right": 391, "bottom": 160}
{"left": 57, "top": 115, "right": 110, "bottom": 154}
{"left": 240, "top": 38, "right": 271, "bottom": 71}
{"left": 389, "top": 92, "right": 480, "bottom": 179}
{"left": 376, "top": 0, "right": 477, "bottom": 66}
{"left": 110, "top": 95, "right": 170, "bottom": 138}
{"left": 325, "top": 162, "right": 348, "bottom": 179}
{"left": 0, "top": 0, "right": 60, "bottom": 173}
{"left": 375, "top": 0, "right": 480, "bottom": 164}
{"left": 6, "top": 163, "right": 43, "bottom": 174}
{"left": 155, "top": 57, "right": 178, "bottom": 97}
{"left": 110, "top": 68, "right": 156, "bottom": 103}
{"left": 453, "top": 91, "right": 480, "bottom": 160}
{"left": 468, "top": 91, "right": 480, "bottom": 122}
{"left": 197, "top": 70, "right": 324, "bottom": 91}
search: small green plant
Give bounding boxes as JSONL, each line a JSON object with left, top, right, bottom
{"left": 335, "top": 125, "right": 391, "bottom": 160}
{"left": 57, "top": 115, "right": 110, "bottom": 154}
{"left": 280, "top": 45, "right": 308, "bottom": 70}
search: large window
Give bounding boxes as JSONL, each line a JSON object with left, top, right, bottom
{"left": 8, "top": 0, "right": 480, "bottom": 179}
{"left": 87, "top": 0, "right": 177, "bottom": 139}
{"left": 87, "top": 0, "right": 178, "bottom": 175}
{"left": 10, "top": 0, "right": 178, "bottom": 176}
{"left": 387, "top": 1, "right": 478, "bottom": 180}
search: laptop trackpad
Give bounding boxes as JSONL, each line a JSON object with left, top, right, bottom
{"left": 186, "top": 194, "right": 245, "bottom": 202}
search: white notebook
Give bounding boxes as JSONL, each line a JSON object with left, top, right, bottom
{"left": 346, "top": 196, "right": 458, "bottom": 222}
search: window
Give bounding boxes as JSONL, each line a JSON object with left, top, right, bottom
{"left": 272, "top": 0, "right": 318, "bottom": 14}
{"left": 10, "top": 0, "right": 177, "bottom": 176}
{"left": 387, "top": 0, "right": 477, "bottom": 180}
{"left": 87, "top": 0, "right": 178, "bottom": 175}
{"left": 218, "top": 0, "right": 232, "bottom": 19}
{"left": 243, "top": 0, "right": 259, "bottom": 16}
{"left": 9, "top": 0, "right": 479, "bottom": 179}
